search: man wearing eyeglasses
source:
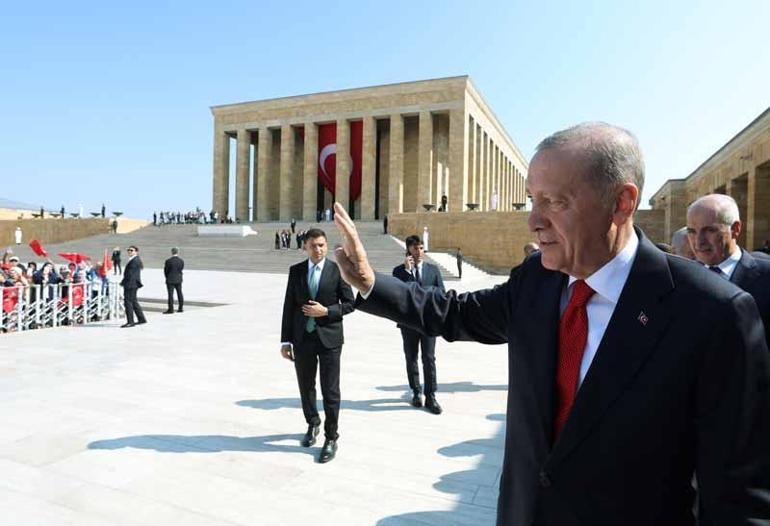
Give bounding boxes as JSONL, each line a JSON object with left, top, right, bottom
{"left": 120, "top": 245, "right": 147, "bottom": 328}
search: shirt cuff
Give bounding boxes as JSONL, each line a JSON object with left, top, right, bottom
{"left": 358, "top": 278, "right": 376, "bottom": 300}
{"left": 280, "top": 342, "right": 293, "bottom": 351}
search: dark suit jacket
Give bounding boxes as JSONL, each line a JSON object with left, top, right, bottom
{"left": 358, "top": 230, "right": 770, "bottom": 525}
{"left": 731, "top": 249, "right": 770, "bottom": 347}
{"left": 120, "top": 257, "right": 143, "bottom": 289}
{"left": 281, "top": 259, "right": 355, "bottom": 350}
{"left": 164, "top": 255, "right": 184, "bottom": 285}
{"left": 392, "top": 261, "right": 445, "bottom": 331}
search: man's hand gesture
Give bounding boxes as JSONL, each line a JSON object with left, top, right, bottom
{"left": 333, "top": 202, "right": 375, "bottom": 293}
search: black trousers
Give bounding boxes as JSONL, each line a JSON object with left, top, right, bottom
{"left": 166, "top": 283, "right": 183, "bottom": 312}
{"left": 113, "top": 261, "right": 122, "bottom": 275}
{"left": 401, "top": 328, "right": 437, "bottom": 396}
{"left": 123, "top": 287, "right": 146, "bottom": 324}
{"left": 293, "top": 331, "right": 341, "bottom": 440}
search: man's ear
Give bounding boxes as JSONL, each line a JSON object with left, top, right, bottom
{"left": 731, "top": 220, "right": 742, "bottom": 240}
{"left": 611, "top": 183, "right": 639, "bottom": 225}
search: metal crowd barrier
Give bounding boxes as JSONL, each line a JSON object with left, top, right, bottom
{"left": 1, "top": 282, "right": 125, "bottom": 333}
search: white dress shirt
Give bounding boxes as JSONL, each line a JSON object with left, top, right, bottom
{"left": 709, "top": 248, "right": 741, "bottom": 280}
{"left": 409, "top": 261, "right": 425, "bottom": 283}
{"left": 562, "top": 231, "right": 639, "bottom": 386}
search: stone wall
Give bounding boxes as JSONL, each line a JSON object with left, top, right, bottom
{"left": 0, "top": 218, "right": 110, "bottom": 247}
{"left": 389, "top": 209, "right": 666, "bottom": 274}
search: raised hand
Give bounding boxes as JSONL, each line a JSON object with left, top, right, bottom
{"left": 332, "top": 202, "right": 375, "bottom": 293}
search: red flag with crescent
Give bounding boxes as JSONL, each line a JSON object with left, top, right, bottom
{"left": 317, "top": 123, "right": 337, "bottom": 195}
{"left": 29, "top": 239, "right": 48, "bottom": 257}
{"left": 316, "top": 122, "right": 363, "bottom": 201}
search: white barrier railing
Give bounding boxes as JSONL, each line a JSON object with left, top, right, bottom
{"left": 1, "top": 282, "right": 125, "bottom": 333}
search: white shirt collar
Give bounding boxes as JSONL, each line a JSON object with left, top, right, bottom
{"left": 308, "top": 258, "right": 325, "bottom": 273}
{"left": 713, "top": 248, "right": 741, "bottom": 279}
{"left": 568, "top": 230, "right": 639, "bottom": 305}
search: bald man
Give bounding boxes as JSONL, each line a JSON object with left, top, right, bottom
{"left": 687, "top": 193, "right": 770, "bottom": 346}
{"left": 671, "top": 226, "right": 695, "bottom": 259}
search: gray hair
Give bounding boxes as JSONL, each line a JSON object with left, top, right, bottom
{"left": 171, "top": 247, "right": 179, "bottom": 255}
{"left": 687, "top": 194, "right": 740, "bottom": 225}
{"left": 535, "top": 122, "right": 645, "bottom": 206}
{"left": 671, "top": 227, "right": 689, "bottom": 250}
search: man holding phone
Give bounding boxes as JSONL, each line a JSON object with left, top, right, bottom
{"left": 280, "top": 228, "right": 355, "bottom": 463}
{"left": 392, "top": 235, "right": 445, "bottom": 413}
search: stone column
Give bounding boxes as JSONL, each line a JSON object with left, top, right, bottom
{"left": 235, "top": 129, "right": 251, "bottom": 222}
{"left": 448, "top": 109, "right": 469, "bottom": 212}
{"left": 467, "top": 117, "right": 476, "bottom": 206}
{"left": 256, "top": 126, "right": 273, "bottom": 222}
{"left": 361, "top": 116, "right": 376, "bottom": 220}
{"left": 336, "top": 119, "right": 350, "bottom": 210}
{"left": 478, "top": 130, "right": 486, "bottom": 210}
{"left": 251, "top": 134, "right": 259, "bottom": 222}
{"left": 388, "top": 114, "right": 404, "bottom": 215}
{"left": 417, "top": 111, "right": 433, "bottom": 210}
{"left": 212, "top": 130, "right": 229, "bottom": 217}
{"left": 302, "top": 122, "right": 318, "bottom": 221}
{"left": 279, "top": 124, "right": 295, "bottom": 221}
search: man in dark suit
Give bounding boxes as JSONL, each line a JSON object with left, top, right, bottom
{"left": 163, "top": 247, "right": 184, "bottom": 314}
{"left": 392, "top": 235, "right": 446, "bottom": 413}
{"left": 332, "top": 122, "right": 770, "bottom": 525}
{"left": 120, "top": 245, "right": 146, "bottom": 328}
{"left": 687, "top": 193, "right": 770, "bottom": 347}
{"left": 280, "top": 228, "right": 355, "bottom": 463}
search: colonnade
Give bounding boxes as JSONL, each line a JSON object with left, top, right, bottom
{"left": 212, "top": 110, "right": 527, "bottom": 222}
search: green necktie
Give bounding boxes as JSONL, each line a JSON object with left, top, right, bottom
{"left": 306, "top": 264, "right": 320, "bottom": 332}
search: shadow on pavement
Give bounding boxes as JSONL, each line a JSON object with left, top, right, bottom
{"left": 236, "top": 397, "right": 414, "bottom": 412}
{"left": 376, "top": 381, "right": 507, "bottom": 393}
{"left": 375, "top": 413, "right": 504, "bottom": 526}
{"left": 87, "top": 433, "right": 316, "bottom": 457}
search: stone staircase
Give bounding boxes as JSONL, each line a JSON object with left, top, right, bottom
{"left": 10, "top": 221, "right": 459, "bottom": 281}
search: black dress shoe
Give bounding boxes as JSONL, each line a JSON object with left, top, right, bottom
{"left": 120, "top": 323, "right": 135, "bottom": 328}
{"left": 137, "top": 320, "right": 147, "bottom": 325}
{"left": 162, "top": 310, "right": 174, "bottom": 314}
{"left": 319, "top": 439, "right": 337, "bottom": 463}
{"left": 410, "top": 392, "right": 423, "bottom": 408}
{"left": 425, "top": 395, "right": 443, "bottom": 415}
{"left": 301, "top": 424, "right": 320, "bottom": 447}
{"left": 177, "top": 309, "right": 183, "bottom": 313}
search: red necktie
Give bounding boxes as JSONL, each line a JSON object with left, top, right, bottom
{"left": 554, "top": 279, "right": 595, "bottom": 441}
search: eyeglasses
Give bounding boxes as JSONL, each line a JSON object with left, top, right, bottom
{"left": 127, "top": 248, "right": 136, "bottom": 252}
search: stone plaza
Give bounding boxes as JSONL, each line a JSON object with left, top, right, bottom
{"left": 0, "top": 224, "right": 509, "bottom": 525}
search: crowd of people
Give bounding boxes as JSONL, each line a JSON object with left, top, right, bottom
{"left": 0, "top": 248, "right": 117, "bottom": 332}
{"left": 153, "top": 208, "right": 208, "bottom": 225}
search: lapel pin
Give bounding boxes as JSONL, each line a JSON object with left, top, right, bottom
{"left": 637, "top": 311, "right": 649, "bottom": 326}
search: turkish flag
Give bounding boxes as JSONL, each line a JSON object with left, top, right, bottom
{"left": 317, "top": 123, "right": 337, "bottom": 195}
{"left": 2, "top": 287, "right": 19, "bottom": 313}
{"left": 316, "top": 121, "right": 364, "bottom": 201}
{"left": 58, "top": 252, "right": 90, "bottom": 264}
{"left": 100, "top": 249, "right": 112, "bottom": 277}
{"left": 29, "top": 239, "right": 48, "bottom": 257}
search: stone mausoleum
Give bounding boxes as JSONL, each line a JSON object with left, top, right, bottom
{"left": 211, "top": 76, "right": 528, "bottom": 222}
{"left": 650, "top": 107, "right": 770, "bottom": 249}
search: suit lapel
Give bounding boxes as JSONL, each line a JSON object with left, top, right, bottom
{"left": 522, "top": 269, "right": 565, "bottom": 444}
{"left": 546, "top": 233, "right": 675, "bottom": 467}
{"left": 316, "top": 260, "right": 332, "bottom": 298}
{"left": 300, "top": 261, "right": 309, "bottom": 299}
{"left": 730, "top": 250, "right": 758, "bottom": 288}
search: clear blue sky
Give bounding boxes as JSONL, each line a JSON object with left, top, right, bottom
{"left": 1, "top": 1, "right": 768, "bottom": 219}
